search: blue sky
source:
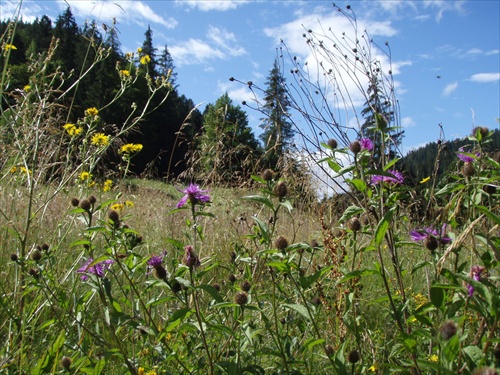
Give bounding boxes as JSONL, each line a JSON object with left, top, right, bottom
{"left": 2, "top": 0, "right": 499, "bottom": 153}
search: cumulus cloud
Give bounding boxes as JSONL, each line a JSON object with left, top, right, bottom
{"left": 443, "top": 82, "right": 458, "bottom": 96}
{"left": 469, "top": 73, "right": 500, "bottom": 83}
{"left": 401, "top": 117, "right": 416, "bottom": 128}
{"left": 170, "top": 25, "right": 246, "bottom": 66}
{"left": 61, "top": 1, "right": 177, "bottom": 29}
{"left": 176, "top": 0, "right": 249, "bottom": 12}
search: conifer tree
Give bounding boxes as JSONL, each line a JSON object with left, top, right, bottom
{"left": 140, "top": 25, "right": 158, "bottom": 78}
{"left": 260, "top": 59, "right": 294, "bottom": 170}
{"left": 158, "top": 44, "right": 177, "bottom": 87}
{"left": 53, "top": 7, "right": 80, "bottom": 72}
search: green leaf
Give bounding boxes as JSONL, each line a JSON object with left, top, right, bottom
{"left": 339, "top": 205, "right": 364, "bottom": 223}
{"left": 435, "top": 183, "right": 466, "bottom": 196}
{"left": 197, "top": 284, "right": 224, "bottom": 303}
{"left": 243, "top": 195, "right": 274, "bottom": 210}
{"left": 303, "top": 338, "right": 325, "bottom": 351}
{"left": 326, "top": 158, "right": 341, "bottom": 173}
{"left": 411, "top": 260, "right": 431, "bottom": 274}
{"left": 374, "top": 208, "right": 394, "bottom": 245}
{"left": 473, "top": 205, "right": 500, "bottom": 225}
{"left": 383, "top": 157, "right": 400, "bottom": 171}
{"left": 338, "top": 268, "right": 379, "bottom": 283}
{"left": 347, "top": 178, "right": 366, "bottom": 192}
{"left": 442, "top": 334, "right": 459, "bottom": 362}
{"left": 282, "top": 303, "right": 312, "bottom": 321}
{"left": 299, "top": 266, "right": 333, "bottom": 289}
{"left": 429, "top": 285, "right": 445, "bottom": 308}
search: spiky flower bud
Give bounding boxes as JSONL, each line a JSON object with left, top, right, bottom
{"left": 88, "top": 195, "right": 97, "bottom": 205}
{"left": 275, "top": 235, "right": 289, "bottom": 251}
{"left": 273, "top": 181, "right": 288, "bottom": 198}
{"left": 79, "top": 199, "right": 91, "bottom": 211}
{"left": 463, "top": 162, "right": 475, "bottom": 177}
{"left": 424, "top": 235, "right": 438, "bottom": 252}
{"left": 71, "top": 197, "right": 80, "bottom": 207}
{"left": 234, "top": 291, "right": 248, "bottom": 305}
{"left": 228, "top": 274, "right": 237, "bottom": 284}
{"left": 440, "top": 321, "right": 457, "bottom": 340}
{"left": 327, "top": 139, "right": 338, "bottom": 149}
{"left": 108, "top": 210, "right": 120, "bottom": 226}
{"left": 347, "top": 350, "right": 360, "bottom": 363}
{"left": 29, "top": 268, "right": 39, "bottom": 277}
{"left": 262, "top": 169, "right": 274, "bottom": 181}
{"left": 60, "top": 356, "right": 72, "bottom": 369}
{"left": 241, "top": 280, "right": 251, "bottom": 292}
{"left": 325, "top": 345, "right": 334, "bottom": 357}
{"left": 349, "top": 140, "right": 361, "bottom": 154}
{"left": 472, "top": 126, "right": 489, "bottom": 138}
{"left": 10, "top": 253, "right": 18, "bottom": 261}
{"left": 310, "top": 239, "right": 319, "bottom": 248}
{"left": 31, "top": 249, "right": 42, "bottom": 262}
{"left": 348, "top": 217, "right": 361, "bottom": 232}
{"left": 41, "top": 243, "right": 49, "bottom": 251}
{"left": 154, "top": 266, "right": 167, "bottom": 280}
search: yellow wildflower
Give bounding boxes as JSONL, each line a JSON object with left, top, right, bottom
{"left": 4, "top": 44, "right": 17, "bottom": 51}
{"left": 146, "top": 370, "right": 157, "bottom": 375}
{"left": 125, "top": 200, "right": 134, "bottom": 208}
{"left": 91, "top": 133, "right": 110, "bottom": 147}
{"left": 24, "top": 85, "right": 31, "bottom": 92}
{"left": 79, "top": 171, "right": 92, "bottom": 181}
{"left": 368, "top": 364, "right": 378, "bottom": 372}
{"left": 140, "top": 55, "right": 151, "bottom": 65}
{"left": 20, "top": 166, "right": 31, "bottom": 175}
{"left": 103, "top": 179, "right": 113, "bottom": 192}
{"left": 120, "top": 143, "right": 143, "bottom": 154}
{"left": 420, "top": 176, "right": 431, "bottom": 184}
{"left": 428, "top": 354, "right": 438, "bottom": 362}
{"left": 111, "top": 203, "right": 124, "bottom": 212}
{"left": 85, "top": 107, "right": 99, "bottom": 117}
{"left": 138, "top": 368, "right": 145, "bottom": 375}
{"left": 10, "top": 166, "right": 17, "bottom": 173}
{"left": 137, "top": 47, "right": 143, "bottom": 53}
{"left": 413, "top": 293, "right": 427, "bottom": 309}
{"left": 63, "top": 123, "right": 82, "bottom": 137}
{"left": 119, "top": 69, "right": 130, "bottom": 77}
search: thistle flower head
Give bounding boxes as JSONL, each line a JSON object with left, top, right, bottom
{"left": 176, "top": 184, "right": 210, "bottom": 208}
{"left": 457, "top": 147, "right": 480, "bottom": 163}
{"left": 77, "top": 258, "right": 114, "bottom": 281}
{"left": 183, "top": 245, "right": 200, "bottom": 269}
{"left": 370, "top": 169, "right": 404, "bottom": 185}
{"left": 360, "top": 137, "right": 374, "bottom": 151}
{"left": 467, "top": 265, "right": 485, "bottom": 296}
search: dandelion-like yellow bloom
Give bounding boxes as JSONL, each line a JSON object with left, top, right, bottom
{"left": 10, "top": 166, "right": 17, "bottom": 173}
{"left": 146, "top": 370, "right": 157, "bottom": 375}
{"left": 111, "top": 203, "right": 124, "bottom": 212}
{"left": 79, "top": 171, "right": 92, "bottom": 181}
{"left": 420, "top": 176, "right": 431, "bottom": 184}
{"left": 125, "top": 200, "right": 134, "bottom": 208}
{"left": 103, "top": 179, "right": 113, "bottom": 192}
{"left": 368, "top": 364, "right": 378, "bottom": 372}
{"left": 119, "top": 69, "right": 130, "bottom": 77}
{"left": 63, "top": 123, "right": 82, "bottom": 137}
{"left": 4, "top": 44, "right": 17, "bottom": 51}
{"left": 137, "top": 47, "right": 143, "bottom": 53}
{"left": 91, "top": 133, "right": 110, "bottom": 147}
{"left": 20, "top": 166, "right": 31, "bottom": 175}
{"left": 428, "top": 354, "right": 438, "bottom": 362}
{"left": 120, "top": 143, "right": 143, "bottom": 154}
{"left": 85, "top": 107, "right": 99, "bottom": 117}
{"left": 140, "top": 55, "right": 151, "bottom": 65}
{"left": 24, "top": 85, "right": 31, "bottom": 92}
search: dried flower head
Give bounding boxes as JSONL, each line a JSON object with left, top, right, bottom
{"left": 228, "top": 274, "right": 236, "bottom": 284}
{"left": 108, "top": 210, "right": 120, "bottom": 225}
{"left": 424, "top": 235, "right": 439, "bottom": 252}
{"left": 349, "top": 140, "right": 361, "bottom": 154}
{"left": 348, "top": 217, "right": 361, "bottom": 232}
{"left": 234, "top": 291, "right": 248, "bottom": 305}
{"left": 463, "top": 162, "right": 475, "bottom": 177}
{"left": 79, "top": 199, "right": 91, "bottom": 211}
{"left": 275, "top": 235, "right": 289, "bottom": 251}
{"left": 325, "top": 345, "right": 334, "bottom": 357}
{"left": 472, "top": 126, "right": 489, "bottom": 138}
{"left": 440, "top": 321, "right": 457, "bottom": 340}
{"left": 273, "top": 181, "right": 288, "bottom": 198}
{"left": 327, "top": 139, "right": 338, "bottom": 149}
{"left": 261, "top": 169, "right": 274, "bottom": 181}
{"left": 241, "top": 280, "right": 252, "bottom": 292}
{"left": 88, "top": 195, "right": 97, "bottom": 205}
{"left": 347, "top": 350, "right": 360, "bottom": 364}
{"left": 60, "top": 356, "right": 72, "bottom": 369}
{"left": 31, "top": 249, "right": 42, "bottom": 262}
{"left": 71, "top": 197, "right": 80, "bottom": 207}
{"left": 10, "top": 253, "right": 18, "bottom": 262}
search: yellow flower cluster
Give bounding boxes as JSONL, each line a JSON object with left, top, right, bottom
{"left": 91, "top": 133, "right": 110, "bottom": 147}
{"left": 120, "top": 143, "right": 143, "bottom": 154}
{"left": 103, "top": 179, "right": 113, "bottom": 192}
{"left": 85, "top": 107, "right": 99, "bottom": 117}
{"left": 140, "top": 55, "right": 151, "bottom": 65}
{"left": 79, "top": 171, "right": 92, "bottom": 181}
{"left": 413, "top": 293, "right": 428, "bottom": 309}
{"left": 111, "top": 200, "right": 134, "bottom": 212}
{"left": 138, "top": 368, "right": 156, "bottom": 375}
{"left": 63, "top": 123, "right": 83, "bottom": 137}
{"left": 4, "top": 44, "right": 17, "bottom": 51}
{"left": 24, "top": 85, "right": 31, "bottom": 92}
{"left": 428, "top": 354, "right": 438, "bottom": 362}
{"left": 119, "top": 69, "right": 130, "bottom": 77}
{"left": 9, "top": 166, "right": 31, "bottom": 175}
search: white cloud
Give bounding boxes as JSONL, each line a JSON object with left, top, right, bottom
{"left": 1, "top": 0, "right": 46, "bottom": 22}
{"left": 170, "top": 25, "right": 246, "bottom": 66}
{"left": 469, "top": 73, "right": 500, "bottom": 83}
{"left": 486, "top": 49, "right": 500, "bottom": 56}
{"left": 401, "top": 117, "right": 416, "bottom": 128}
{"left": 61, "top": 1, "right": 178, "bottom": 29}
{"left": 176, "top": 0, "right": 248, "bottom": 12}
{"left": 443, "top": 82, "right": 458, "bottom": 96}
{"left": 422, "top": 0, "right": 467, "bottom": 22}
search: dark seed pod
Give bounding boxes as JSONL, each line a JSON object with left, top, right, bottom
{"left": 10, "top": 253, "right": 18, "bottom": 261}
{"left": 234, "top": 291, "right": 248, "bottom": 305}
{"left": 60, "top": 356, "right": 72, "bottom": 369}
{"left": 71, "top": 197, "right": 80, "bottom": 207}
{"left": 275, "top": 235, "right": 289, "bottom": 251}
{"left": 440, "top": 321, "right": 457, "bottom": 340}
{"left": 79, "top": 199, "right": 91, "bottom": 211}
{"left": 463, "top": 162, "right": 475, "bottom": 177}
{"left": 424, "top": 235, "right": 438, "bottom": 252}
{"left": 88, "top": 195, "right": 97, "bottom": 205}
{"left": 325, "top": 345, "right": 334, "bottom": 357}
{"left": 241, "top": 280, "right": 251, "bottom": 292}
{"left": 262, "top": 169, "right": 274, "bottom": 181}
{"left": 348, "top": 217, "right": 361, "bottom": 232}
{"left": 349, "top": 140, "right": 361, "bottom": 154}
{"left": 31, "top": 249, "right": 42, "bottom": 262}
{"left": 273, "top": 181, "right": 288, "bottom": 198}
{"left": 347, "top": 350, "right": 360, "bottom": 363}
{"left": 327, "top": 139, "right": 338, "bottom": 149}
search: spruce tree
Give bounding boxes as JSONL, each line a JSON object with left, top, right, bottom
{"left": 158, "top": 44, "right": 177, "bottom": 87}
{"left": 53, "top": 7, "right": 80, "bottom": 72}
{"left": 260, "top": 59, "right": 294, "bottom": 170}
{"left": 140, "top": 25, "right": 158, "bottom": 78}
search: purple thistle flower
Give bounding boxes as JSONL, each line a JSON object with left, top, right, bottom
{"left": 147, "top": 251, "right": 166, "bottom": 269}
{"left": 176, "top": 184, "right": 210, "bottom": 208}
{"left": 370, "top": 169, "right": 404, "bottom": 185}
{"left": 360, "top": 138, "right": 374, "bottom": 151}
{"left": 183, "top": 245, "right": 201, "bottom": 269}
{"left": 410, "top": 224, "right": 452, "bottom": 244}
{"left": 467, "top": 265, "right": 485, "bottom": 297}
{"left": 77, "top": 258, "right": 114, "bottom": 281}
{"left": 457, "top": 147, "right": 480, "bottom": 163}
